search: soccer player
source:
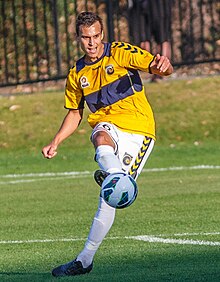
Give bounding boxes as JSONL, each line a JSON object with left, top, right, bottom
{"left": 42, "top": 11, "right": 173, "bottom": 277}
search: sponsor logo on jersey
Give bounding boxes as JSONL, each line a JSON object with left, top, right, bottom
{"left": 105, "top": 64, "right": 114, "bottom": 75}
{"left": 80, "top": 76, "right": 90, "bottom": 88}
{"left": 123, "top": 152, "right": 133, "bottom": 166}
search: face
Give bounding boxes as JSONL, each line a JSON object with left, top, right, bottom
{"left": 77, "top": 21, "right": 104, "bottom": 63}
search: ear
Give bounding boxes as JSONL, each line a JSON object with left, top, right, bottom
{"left": 101, "top": 31, "right": 104, "bottom": 40}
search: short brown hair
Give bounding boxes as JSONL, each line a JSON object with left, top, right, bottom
{"left": 76, "top": 12, "right": 104, "bottom": 36}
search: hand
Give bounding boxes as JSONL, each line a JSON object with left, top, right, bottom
{"left": 154, "top": 54, "right": 172, "bottom": 74}
{"left": 42, "top": 143, "right": 58, "bottom": 159}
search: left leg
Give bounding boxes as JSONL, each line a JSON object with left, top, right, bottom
{"left": 76, "top": 123, "right": 123, "bottom": 266}
{"left": 77, "top": 196, "right": 115, "bottom": 267}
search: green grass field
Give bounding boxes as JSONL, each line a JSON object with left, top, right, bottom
{"left": 0, "top": 76, "right": 219, "bottom": 281}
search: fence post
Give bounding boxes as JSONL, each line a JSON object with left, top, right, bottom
{"left": 106, "top": 0, "right": 114, "bottom": 42}
{"left": 2, "top": 1, "right": 9, "bottom": 83}
{"left": 51, "top": 0, "right": 61, "bottom": 76}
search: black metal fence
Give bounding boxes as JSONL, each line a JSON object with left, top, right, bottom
{"left": 0, "top": 0, "right": 219, "bottom": 87}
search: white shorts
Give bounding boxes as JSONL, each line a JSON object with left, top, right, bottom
{"left": 91, "top": 122, "right": 155, "bottom": 180}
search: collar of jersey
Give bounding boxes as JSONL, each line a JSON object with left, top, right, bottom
{"left": 76, "top": 42, "right": 111, "bottom": 72}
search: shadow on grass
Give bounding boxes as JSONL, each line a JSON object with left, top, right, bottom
{"left": 0, "top": 272, "right": 53, "bottom": 282}
{"left": 0, "top": 247, "right": 220, "bottom": 282}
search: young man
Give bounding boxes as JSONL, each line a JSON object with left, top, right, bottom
{"left": 42, "top": 11, "right": 173, "bottom": 277}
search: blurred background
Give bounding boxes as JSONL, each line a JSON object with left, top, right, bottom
{"left": 0, "top": 0, "right": 219, "bottom": 89}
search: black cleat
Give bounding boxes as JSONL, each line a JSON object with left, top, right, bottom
{"left": 94, "top": 169, "right": 109, "bottom": 187}
{"left": 52, "top": 259, "right": 93, "bottom": 277}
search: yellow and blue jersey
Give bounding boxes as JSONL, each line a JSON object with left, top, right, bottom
{"left": 65, "top": 42, "right": 156, "bottom": 139}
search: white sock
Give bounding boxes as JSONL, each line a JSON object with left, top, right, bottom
{"left": 77, "top": 197, "right": 115, "bottom": 268}
{"left": 95, "top": 145, "right": 122, "bottom": 174}
{"left": 76, "top": 145, "right": 123, "bottom": 267}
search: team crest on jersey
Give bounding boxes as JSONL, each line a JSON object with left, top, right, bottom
{"left": 123, "top": 152, "right": 133, "bottom": 166}
{"left": 105, "top": 64, "right": 114, "bottom": 75}
{"left": 80, "top": 76, "right": 90, "bottom": 88}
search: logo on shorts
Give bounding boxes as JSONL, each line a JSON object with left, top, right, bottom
{"left": 105, "top": 65, "right": 114, "bottom": 75}
{"left": 123, "top": 152, "right": 133, "bottom": 166}
{"left": 102, "top": 124, "right": 111, "bottom": 131}
{"left": 80, "top": 76, "right": 90, "bottom": 88}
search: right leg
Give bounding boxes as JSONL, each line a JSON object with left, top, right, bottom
{"left": 92, "top": 122, "right": 123, "bottom": 174}
{"left": 140, "top": 41, "right": 151, "bottom": 52}
{"left": 161, "top": 41, "right": 171, "bottom": 59}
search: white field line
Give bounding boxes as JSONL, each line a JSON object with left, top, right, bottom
{"left": 0, "top": 232, "right": 219, "bottom": 246}
{"left": 129, "top": 236, "right": 220, "bottom": 246}
{"left": 172, "top": 232, "right": 220, "bottom": 236}
{"left": 1, "top": 171, "right": 91, "bottom": 178}
{"left": 0, "top": 165, "right": 220, "bottom": 185}
{"left": 0, "top": 175, "right": 90, "bottom": 185}
{"left": 0, "top": 238, "right": 86, "bottom": 244}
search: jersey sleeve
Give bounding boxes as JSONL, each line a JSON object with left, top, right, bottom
{"left": 111, "top": 42, "right": 154, "bottom": 72}
{"left": 64, "top": 68, "right": 84, "bottom": 109}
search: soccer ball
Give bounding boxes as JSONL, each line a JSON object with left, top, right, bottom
{"left": 101, "top": 172, "right": 138, "bottom": 209}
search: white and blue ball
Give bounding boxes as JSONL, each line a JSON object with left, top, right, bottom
{"left": 101, "top": 172, "right": 138, "bottom": 209}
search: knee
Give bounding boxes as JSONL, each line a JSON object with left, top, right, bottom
{"left": 93, "top": 131, "right": 115, "bottom": 149}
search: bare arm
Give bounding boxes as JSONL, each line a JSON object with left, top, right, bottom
{"left": 149, "top": 54, "right": 173, "bottom": 76}
{"left": 42, "top": 109, "right": 83, "bottom": 159}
